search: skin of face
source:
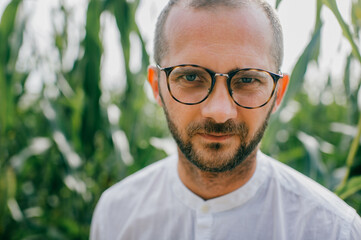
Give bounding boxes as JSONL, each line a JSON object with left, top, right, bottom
{"left": 148, "top": 3, "right": 289, "bottom": 199}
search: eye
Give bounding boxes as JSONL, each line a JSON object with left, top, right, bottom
{"left": 185, "top": 74, "right": 198, "bottom": 82}
{"left": 241, "top": 77, "right": 254, "bottom": 83}
{"left": 169, "top": 66, "right": 210, "bottom": 86}
{"left": 233, "top": 77, "right": 258, "bottom": 85}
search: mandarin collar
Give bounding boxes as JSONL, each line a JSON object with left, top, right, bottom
{"left": 170, "top": 151, "right": 268, "bottom": 213}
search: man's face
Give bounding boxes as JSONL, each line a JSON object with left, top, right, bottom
{"left": 152, "top": 4, "right": 278, "bottom": 172}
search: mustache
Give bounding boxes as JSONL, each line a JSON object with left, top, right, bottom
{"left": 187, "top": 119, "right": 248, "bottom": 137}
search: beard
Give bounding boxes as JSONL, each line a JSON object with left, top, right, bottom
{"left": 161, "top": 102, "right": 273, "bottom": 173}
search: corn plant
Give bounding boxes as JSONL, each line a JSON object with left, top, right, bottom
{"left": 263, "top": 0, "right": 361, "bottom": 212}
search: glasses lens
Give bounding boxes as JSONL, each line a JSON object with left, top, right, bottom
{"left": 230, "top": 69, "right": 275, "bottom": 108}
{"left": 168, "top": 66, "right": 212, "bottom": 104}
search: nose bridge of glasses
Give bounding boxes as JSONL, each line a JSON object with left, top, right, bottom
{"left": 209, "top": 72, "right": 234, "bottom": 100}
{"left": 212, "top": 72, "right": 231, "bottom": 88}
{"left": 214, "top": 73, "right": 230, "bottom": 79}
{"left": 209, "top": 72, "right": 232, "bottom": 96}
{"left": 211, "top": 72, "right": 232, "bottom": 95}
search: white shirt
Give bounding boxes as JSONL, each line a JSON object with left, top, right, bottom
{"left": 91, "top": 152, "right": 361, "bottom": 240}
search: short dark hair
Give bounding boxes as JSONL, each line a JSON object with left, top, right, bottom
{"left": 153, "top": 0, "right": 284, "bottom": 70}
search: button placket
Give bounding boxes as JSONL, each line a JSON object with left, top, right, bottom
{"left": 201, "top": 204, "right": 210, "bottom": 214}
{"left": 195, "top": 205, "right": 213, "bottom": 240}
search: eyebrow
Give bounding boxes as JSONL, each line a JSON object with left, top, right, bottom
{"left": 227, "top": 67, "right": 242, "bottom": 73}
{"left": 224, "top": 67, "right": 257, "bottom": 74}
{"left": 202, "top": 66, "right": 244, "bottom": 74}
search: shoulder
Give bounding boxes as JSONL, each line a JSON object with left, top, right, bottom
{"left": 90, "top": 155, "right": 177, "bottom": 239}
{"left": 92, "top": 155, "right": 176, "bottom": 219}
{"left": 90, "top": 156, "right": 177, "bottom": 239}
{"left": 259, "top": 152, "right": 360, "bottom": 238}
{"left": 99, "top": 154, "right": 175, "bottom": 206}
{"left": 261, "top": 152, "right": 354, "bottom": 217}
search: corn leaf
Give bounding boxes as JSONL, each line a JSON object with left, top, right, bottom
{"left": 275, "top": 0, "right": 283, "bottom": 9}
{"left": 80, "top": 0, "right": 103, "bottom": 157}
{"left": 0, "top": 0, "right": 21, "bottom": 136}
{"left": 283, "top": 25, "right": 322, "bottom": 104}
{"left": 322, "top": 0, "right": 361, "bottom": 63}
{"left": 336, "top": 176, "right": 361, "bottom": 200}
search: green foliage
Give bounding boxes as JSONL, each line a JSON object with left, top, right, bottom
{"left": 263, "top": 0, "right": 361, "bottom": 213}
{"left": 284, "top": 24, "right": 322, "bottom": 104}
{"left": 0, "top": 0, "right": 360, "bottom": 239}
{"left": 323, "top": 0, "right": 361, "bottom": 63}
{"left": 336, "top": 176, "right": 361, "bottom": 199}
{"left": 275, "top": 0, "right": 283, "bottom": 9}
{"left": 0, "top": 0, "right": 167, "bottom": 238}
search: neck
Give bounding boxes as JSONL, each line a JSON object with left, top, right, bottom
{"left": 177, "top": 148, "right": 258, "bottom": 200}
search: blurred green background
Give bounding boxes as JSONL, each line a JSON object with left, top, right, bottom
{"left": 1, "top": 0, "right": 361, "bottom": 239}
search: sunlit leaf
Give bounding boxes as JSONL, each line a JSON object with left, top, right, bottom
{"left": 0, "top": 0, "right": 21, "bottom": 43}
{"left": 283, "top": 24, "right": 322, "bottom": 103}
{"left": 336, "top": 176, "right": 361, "bottom": 199}
{"left": 297, "top": 131, "right": 327, "bottom": 181}
{"left": 6, "top": 167, "right": 17, "bottom": 199}
{"left": 0, "top": 0, "right": 22, "bottom": 136}
{"left": 322, "top": 0, "right": 361, "bottom": 63}
{"left": 343, "top": 54, "right": 352, "bottom": 97}
{"left": 275, "top": 0, "right": 283, "bottom": 9}
{"left": 351, "top": 0, "right": 361, "bottom": 37}
{"left": 7, "top": 198, "right": 23, "bottom": 222}
{"left": 336, "top": 112, "right": 361, "bottom": 189}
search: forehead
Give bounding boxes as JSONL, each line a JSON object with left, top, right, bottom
{"left": 162, "top": 4, "right": 275, "bottom": 71}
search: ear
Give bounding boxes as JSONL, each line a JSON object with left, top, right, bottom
{"left": 273, "top": 74, "right": 289, "bottom": 112}
{"left": 147, "top": 66, "right": 163, "bottom": 106}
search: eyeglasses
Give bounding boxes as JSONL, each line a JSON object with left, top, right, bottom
{"left": 157, "top": 64, "right": 283, "bottom": 109}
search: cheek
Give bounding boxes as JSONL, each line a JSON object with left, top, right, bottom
{"left": 160, "top": 91, "right": 197, "bottom": 133}
{"left": 169, "top": 104, "right": 199, "bottom": 131}
{"left": 159, "top": 79, "right": 200, "bottom": 128}
{"left": 239, "top": 108, "right": 270, "bottom": 136}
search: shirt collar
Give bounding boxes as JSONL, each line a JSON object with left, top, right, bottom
{"left": 170, "top": 151, "right": 269, "bottom": 213}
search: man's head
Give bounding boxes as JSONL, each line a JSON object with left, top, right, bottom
{"left": 154, "top": 0, "right": 284, "bottom": 70}
{"left": 148, "top": 0, "right": 288, "bottom": 173}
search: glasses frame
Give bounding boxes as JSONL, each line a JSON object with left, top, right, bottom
{"left": 157, "top": 64, "right": 283, "bottom": 109}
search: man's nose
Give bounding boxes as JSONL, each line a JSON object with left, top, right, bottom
{"left": 200, "top": 77, "right": 238, "bottom": 123}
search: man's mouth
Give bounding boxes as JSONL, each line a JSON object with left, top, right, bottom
{"left": 198, "top": 133, "right": 234, "bottom": 141}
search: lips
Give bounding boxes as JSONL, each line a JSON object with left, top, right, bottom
{"left": 198, "top": 133, "right": 234, "bottom": 141}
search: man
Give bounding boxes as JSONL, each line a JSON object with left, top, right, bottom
{"left": 91, "top": 0, "right": 361, "bottom": 239}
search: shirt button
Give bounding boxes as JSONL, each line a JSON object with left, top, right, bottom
{"left": 201, "top": 204, "right": 210, "bottom": 214}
